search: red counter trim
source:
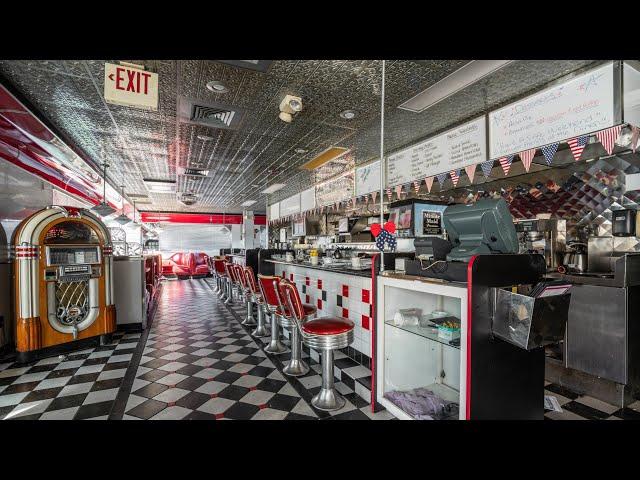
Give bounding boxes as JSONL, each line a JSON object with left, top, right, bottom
{"left": 465, "top": 255, "right": 478, "bottom": 420}
{"left": 140, "top": 212, "right": 266, "bottom": 225}
{"left": 370, "top": 253, "right": 378, "bottom": 411}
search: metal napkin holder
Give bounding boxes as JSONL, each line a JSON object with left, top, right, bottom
{"left": 491, "top": 288, "right": 571, "bottom": 351}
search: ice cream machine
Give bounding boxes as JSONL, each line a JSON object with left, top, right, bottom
{"left": 12, "top": 206, "right": 116, "bottom": 362}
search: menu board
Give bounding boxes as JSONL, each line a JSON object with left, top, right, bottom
{"left": 386, "top": 117, "right": 486, "bottom": 187}
{"left": 300, "top": 187, "right": 316, "bottom": 212}
{"left": 355, "top": 160, "right": 381, "bottom": 195}
{"left": 490, "top": 62, "right": 616, "bottom": 158}
{"left": 280, "top": 193, "right": 300, "bottom": 216}
{"left": 316, "top": 173, "right": 354, "bottom": 206}
{"left": 269, "top": 202, "right": 280, "bottom": 221}
{"left": 624, "top": 61, "right": 640, "bottom": 128}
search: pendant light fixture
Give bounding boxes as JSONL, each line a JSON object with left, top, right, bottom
{"left": 91, "top": 163, "right": 117, "bottom": 217}
{"left": 114, "top": 185, "right": 132, "bottom": 225}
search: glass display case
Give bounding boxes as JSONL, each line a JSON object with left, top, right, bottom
{"left": 376, "top": 274, "right": 468, "bottom": 420}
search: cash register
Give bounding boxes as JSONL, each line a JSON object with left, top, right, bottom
{"left": 407, "top": 199, "right": 519, "bottom": 281}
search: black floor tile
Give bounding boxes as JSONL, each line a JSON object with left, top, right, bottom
{"left": 45, "top": 368, "right": 79, "bottom": 379}
{"left": 545, "top": 384, "right": 581, "bottom": 400}
{"left": 48, "top": 393, "right": 88, "bottom": 411}
{"left": 67, "top": 373, "right": 101, "bottom": 385}
{"left": 103, "top": 361, "right": 130, "bottom": 371}
{"left": 1, "top": 381, "right": 40, "bottom": 394}
{"left": 562, "top": 401, "right": 610, "bottom": 420}
{"left": 612, "top": 407, "right": 640, "bottom": 420}
{"left": 22, "top": 387, "right": 63, "bottom": 403}
{"left": 255, "top": 378, "right": 286, "bottom": 393}
{"left": 142, "top": 358, "right": 172, "bottom": 369}
{"left": 344, "top": 393, "right": 369, "bottom": 409}
{"left": 356, "top": 375, "right": 372, "bottom": 391}
{"left": 249, "top": 366, "right": 274, "bottom": 378}
{"left": 218, "top": 385, "right": 250, "bottom": 401}
{"left": 184, "top": 410, "right": 217, "bottom": 420}
{"left": 176, "top": 391, "right": 210, "bottom": 410}
{"left": 214, "top": 371, "right": 242, "bottom": 384}
{"left": 27, "top": 364, "right": 59, "bottom": 373}
{"left": 74, "top": 401, "right": 113, "bottom": 420}
{"left": 284, "top": 412, "right": 317, "bottom": 420}
{"left": 267, "top": 393, "right": 300, "bottom": 412}
{"left": 126, "top": 399, "right": 167, "bottom": 419}
{"left": 176, "top": 364, "right": 203, "bottom": 376}
{"left": 331, "top": 408, "right": 370, "bottom": 420}
{"left": 223, "top": 401, "right": 260, "bottom": 420}
{"left": 135, "top": 382, "right": 169, "bottom": 399}
{"left": 335, "top": 357, "right": 359, "bottom": 370}
{"left": 176, "top": 376, "right": 207, "bottom": 391}
{"left": 138, "top": 369, "right": 169, "bottom": 382}
{"left": 91, "top": 378, "right": 123, "bottom": 391}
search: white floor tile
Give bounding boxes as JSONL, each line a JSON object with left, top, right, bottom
{"left": 83, "top": 388, "right": 119, "bottom": 405}
{"left": 251, "top": 408, "right": 288, "bottom": 420}
{"left": 40, "top": 406, "right": 80, "bottom": 420}
{"left": 150, "top": 406, "right": 192, "bottom": 420}
{"left": 153, "top": 388, "right": 190, "bottom": 403}
{"left": 197, "top": 397, "right": 234, "bottom": 415}
{"left": 156, "top": 373, "right": 188, "bottom": 386}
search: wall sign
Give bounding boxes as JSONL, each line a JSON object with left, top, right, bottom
{"left": 104, "top": 63, "right": 159, "bottom": 111}
{"left": 489, "top": 62, "right": 616, "bottom": 158}
{"left": 624, "top": 61, "right": 640, "bottom": 128}
{"left": 269, "top": 202, "right": 280, "bottom": 221}
{"left": 355, "top": 160, "right": 381, "bottom": 196}
{"left": 300, "top": 187, "right": 316, "bottom": 212}
{"left": 316, "top": 172, "right": 354, "bottom": 206}
{"left": 280, "top": 193, "right": 301, "bottom": 216}
{"left": 422, "top": 211, "right": 442, "bottom": 235}
{"left": 386, "top": 117, "right": 486, "bottom": 187}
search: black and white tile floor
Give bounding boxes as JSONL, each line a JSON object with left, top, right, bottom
{"left": 543, "top": 381, "right": 640, "bottom": 420}
{"left": 4, "top": 278, "right": 637, "bottom": 420}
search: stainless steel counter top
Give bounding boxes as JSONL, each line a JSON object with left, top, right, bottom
{"left": 265, "top": 258, "right": 373, "bottom": 278}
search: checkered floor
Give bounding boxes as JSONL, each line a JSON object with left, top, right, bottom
{"left": 0, "top": 331, "right": 141, "bottom": 420}
{"left": 544, "top": 382, "right": 640, "bottom": 420}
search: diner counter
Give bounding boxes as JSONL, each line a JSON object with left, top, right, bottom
{"left": 265, "top": 258, "right": 374, "bottom": 278}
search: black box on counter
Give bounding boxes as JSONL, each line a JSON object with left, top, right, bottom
{"left": 404, "top": 258, "right": 468, "bottom": 283}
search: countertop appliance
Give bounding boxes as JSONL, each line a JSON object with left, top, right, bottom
{"left": 443, "top": 199, "right": 519, "bottom": 262}
{"left": 387, "top": 199, "right": 448, "bottom": 239}
{"left": 515, "top": 218, "right": 566, "bottom": 271}
{"left": 612, "top": 208, "right": 637, "bottom": 237}
{"left": 563, "top": 242, "right": 587, "bottom": 273}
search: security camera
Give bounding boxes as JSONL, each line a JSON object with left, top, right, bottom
{"left": 279, "top": 94, "right": 302, "bottom": 123}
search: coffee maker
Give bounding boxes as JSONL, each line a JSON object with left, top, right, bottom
{"left": 515, "top": 218, "right": 566, "bottom": 271}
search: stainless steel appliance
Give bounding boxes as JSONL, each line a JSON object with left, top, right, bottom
{"left": 113, "top": 255, "right": 148, "bottom": 329}
{"left": 515, "top": 218, "right": 566, "bottom": 271}
{"left": 563, "top": 242, "right": 587, "bottom": 273}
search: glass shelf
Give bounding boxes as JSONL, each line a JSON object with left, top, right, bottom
{"left": 385, "top": 318, "right": 461, "bottom": 350}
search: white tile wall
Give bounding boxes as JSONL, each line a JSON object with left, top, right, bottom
{"left": 278, "top": 264, "right": 374, "bottom": 357}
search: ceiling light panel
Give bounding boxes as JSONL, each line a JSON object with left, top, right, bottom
{"left": 300, "top": 147, "right": 349, "bottom": 171}
{"left": 261, "top": 183, "right": 286, "bottom": 194}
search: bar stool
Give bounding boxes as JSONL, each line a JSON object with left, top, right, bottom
{"left": 235, "top": 264, "right": 256, "bottom": 326}
{"left": 279, "top": 281, "right": 355, "bottom": 411}
{"left": 212, "top": 258, "right": 224, "bottom": 294}
{"left": 214, "top": 259, "right": 228, "bottom": 300}
{"left": 257, "top": 274, "right": 290, "bottom": 355}
{"left": 243, "top": 266, "right": 270, "bottom": 338}
{"left": 274, "top": 279, "right": 316, "bottom": 376}
{"left": 223, "top": 262, "right": 237, "bottom": 304}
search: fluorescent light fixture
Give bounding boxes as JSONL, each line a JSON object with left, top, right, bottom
{"left": 300, "top": 147, "right": 349, "bottom": 170}
{"left": 91, "top": 202, "right": 116, "bottom": 217}
{"left": 399, "top": 60, "right": 513, "bottom": 113}
{"left": 241, "top": 200, "right": 257, "bottom": 207}
{"left": 143, "top": 179, "right": 176, "bottom": 193}
{"left": 113, "top": 213, "right": 132, "bottom": 225}
{"left": 261, "top": 183, "right": 286, "bottom": 194}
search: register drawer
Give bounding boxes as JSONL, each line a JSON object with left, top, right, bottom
{"left": 566, "top": 284, "right": 627, "bottom": 384}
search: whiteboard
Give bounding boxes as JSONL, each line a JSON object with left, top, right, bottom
{"left": 386, "top": 116, "right": 486, "bottom": 187}
{"left": 355, "top": 160, "right": 381, "bottom": 195}
{"left": 280, "top": 193, "right": 300, "bottom": 216}
{"left": 624, "top": 61, "right": 640, "bottom": 128}
{"left": 300, "top": 187, "right": 316, "bottom": 212}
{"left": 316, "top": 173, "right": 354, "bottom": 206}
{"left": 269, "top": 202, "right": 280, "bottom": 220}
{"left": 489, "top": 62, "right": 616, "bottom": 158}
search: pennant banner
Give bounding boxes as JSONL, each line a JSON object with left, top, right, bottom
{"left": 464, "top": 164, "right": 477, "bottom": 184}
{"left": 632, "top": 126, "right": 640, "bottom": 153}
{"left": 567, "top": 135, "right": 589, "bottom": 161}
{"left": 394, "top": 185, "right": 403, "bottom": 199}
{"left": 425, "top": 176, "right": 434, "bottom": 193}
{"left": 480, "top": 159, "right": 494, "bottom": 178}
{"left": 519, "top": 149, "right": 536, "bottom": 172}
{"left": 436, "top": 172, "right": 448, "bottom": 186}
{"left": 385, "top": 188, "right": 392, "bottom": 202}
{"left": 596, "top": 125, "right": 622, "bottom": 155}
{"left": 372, "top": 191, "right": 378, "bottom": 203}
{"left": 541, "top": 143, "right": 559, "bottom": 166}
{"left": 450, "top": 169, "right": 460, "bottom": 187}
{"left": 498, "top": 155, "right": 514, "bottom": 176}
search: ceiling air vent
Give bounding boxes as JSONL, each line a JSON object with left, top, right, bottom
{"left": 179, "top": 193, "right": 198, "bottom": 206}
{"left": 178, "top": 97, "right": 244, "bottom": 130}
{"left": 180, "top": 168, "right": 210, "bottom": 179}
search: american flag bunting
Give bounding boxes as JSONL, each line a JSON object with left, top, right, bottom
{"left": 541, "top": 143, "right": 559, "bottom": 166}
{"left": 480, "top": 159, "right": 494, "bottom": 178}
{"left": 436, "top": 172, "right": 448, "bottom": 187}
{"left": 450, "top": 169, "right": 460, "bottom": 187}
{"left": 425, "top": 176, "right": 434, "bottom": 193}
{"left": 498, "top": 155, "right": 514, "bottom": 176}
{"left": 385, "top": 188, "right": 392, "bottom": 201}
{"left": 519, "top": 149, "right": 536, "bottom": 172}
{"left": 464, "top": 164, "right": 477, "bottom": 184}
{"left": 395, "top": 184, "right": 403, "bottom": 199}
{"left": 595, "top": 125, "right": 622, "bottom": 155}
{"left": 413, "top": 180, "right": 420, "bottom": 194}
{"left": 567, "top": 135, "right": 589, "bottom": 161}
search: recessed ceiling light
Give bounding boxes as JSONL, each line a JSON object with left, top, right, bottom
{"left": 197, "top": 134, "right": 214, "bottom": 141}
{"left": 241, "top": 200, "right": 257, "bottom": 207}
{"left": 340, "top": 110, "right": 356, "bottom": 120}
{"left": 206, "top": 80, "right": 228, "bottom": 93}
{"left": 295, "top": 148, "right": 308, "bottom": 154}
{"left": 261, "top": 183, "right": 286, "bottom": 194}
{"left": 251, "top": 184, "right": 261, "bottom": 188}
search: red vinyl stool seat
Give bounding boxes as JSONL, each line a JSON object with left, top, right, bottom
{"left": 275, "top": 304, "right": 317, "bottom": 325}
{"left": 301, "top": 317, "right": 354, "bottom": 336}
{"left": 244, "top": 266, "right": 269, "bottom": 338}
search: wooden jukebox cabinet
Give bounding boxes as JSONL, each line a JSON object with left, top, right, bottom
{"left": 12, "top": 206, "right": 116, "bottom": 362}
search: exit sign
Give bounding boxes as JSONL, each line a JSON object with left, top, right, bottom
{"left": 104, "top": 62, "right": 158, "bottom": 111}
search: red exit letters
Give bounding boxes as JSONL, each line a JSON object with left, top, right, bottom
{"left": 109, "top": 67, "right": 152, "bottom": 95}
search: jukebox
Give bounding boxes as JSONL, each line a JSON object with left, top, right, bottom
{"left": 12, "top": 206, "right": 116, "bottom": 362}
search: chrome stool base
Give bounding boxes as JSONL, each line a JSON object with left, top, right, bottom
{"left": 263, "top": 312, "right": 289, "bottom": 355}
{"left": 312, "top": 388, "right": 346, "bottom": 411}
{"left": 251, "top": 306, "right": 270, "bottom": 337}
{"left": 241, "top": 299, "right": 257, "bottom": 326}
{"left": 282, "top": 358, "right": 309, "bottom": 377}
